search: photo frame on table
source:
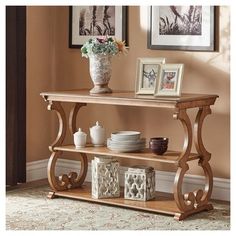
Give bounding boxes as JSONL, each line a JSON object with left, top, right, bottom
{"left": 154, "top": 64, "right": 184, "bottom": 97}
{"left": 148, "top": 6, "right": 215, "bottom": 51}
{"left": 69, "top": 6, "right": 127, "bottom": 48}
{"left": 135, "top": 57, "right": 166, "bottom": 95}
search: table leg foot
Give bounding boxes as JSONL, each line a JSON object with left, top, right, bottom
{"left": 174, "top": 203, "right": 214, "bottom": 221}
{"left": 47, "top": 191, "right": 56, "bottom": 199}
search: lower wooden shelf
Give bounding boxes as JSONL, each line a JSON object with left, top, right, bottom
{"left": 49, "top": 183, "right": 213, "bottom": 220}
{"left": 50, "top": 182, "right": 181, "bottom": 216}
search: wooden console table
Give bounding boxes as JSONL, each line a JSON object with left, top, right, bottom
{"left": 40, "top": 89, "right": 218, "bottom": 220}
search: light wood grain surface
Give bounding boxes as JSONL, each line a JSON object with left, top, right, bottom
{"left": 54, "top": 145, "right": 200, "bottom": 165}
{"left": 41, "top": 89, "right": 218, "bottom": 109}
{"left": 41, "top": 89, "right": 218, "bottom": 220}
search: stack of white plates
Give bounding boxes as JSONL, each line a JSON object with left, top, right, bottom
{"left": 107, "top": 131, "right": 146, "bottom": 152}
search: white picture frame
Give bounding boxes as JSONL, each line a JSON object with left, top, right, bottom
{"left": 154, "top": 64, "right": 184, "bottom": 97}
{"left": 135, "top": 57, "right": 166, "bottom": 95}
{"left": 148, "top": 6, "right": 215, "bottom": 51}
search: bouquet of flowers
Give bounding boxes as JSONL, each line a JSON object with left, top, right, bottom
{"left": 81, "top": 36, "right": 128, "bottom": 58}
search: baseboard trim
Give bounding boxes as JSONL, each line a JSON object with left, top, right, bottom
{"left": 26, "top": 159, "right": 48, "bottom": 182}
{"left": 26, "top": 158, "right": 230, "bottom": 201}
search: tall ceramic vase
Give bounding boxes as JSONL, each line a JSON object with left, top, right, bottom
{"left": 89, "top": 54, "right": 112, "bottom": 94}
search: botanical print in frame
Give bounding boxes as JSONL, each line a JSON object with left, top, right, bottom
{"left": 155, "top": 64, "right": 184, "bottom": 97}
{"left": 69, "top": 6, "right": 127, "bottom": 48}
{"left": 135, "top": 58, "right": 166, "bottom": 95}
{"left": 148, "top": 6, "right": 215, "bottom": 51}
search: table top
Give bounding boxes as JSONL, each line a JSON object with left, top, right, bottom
{"left": 40, "top": 89, "right": 218, "bottom": 109}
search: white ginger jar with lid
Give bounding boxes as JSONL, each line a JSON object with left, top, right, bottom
{"left": 73, "top": 128, "right": 87, "bottom": 148}
{"left": 90, "top": 121, "right": 106, "bottom": 146}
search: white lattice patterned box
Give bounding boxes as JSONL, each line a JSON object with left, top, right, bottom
{"left": 92, "top": 156, "right": 120, "bottom": 199}
{"left": 124, "top": 165, "right": 155, "bottom": 201}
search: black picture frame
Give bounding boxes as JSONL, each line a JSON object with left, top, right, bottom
{"left": 148, "top": 6, "right": 216, "bottom": 51}
{"left": 69, "top": 6, "right": 128, "bottom": 48}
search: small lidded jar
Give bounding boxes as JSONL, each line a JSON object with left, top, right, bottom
{"left": 73, "top": 128, "right": 87, "bottom": 148}
{"left": 89, "top": 121, "right": 106, "bottom": 146}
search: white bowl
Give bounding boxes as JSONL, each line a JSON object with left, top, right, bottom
{"left": 107, "top": 137, "right": 146, "bottom": 153}
{"left": 107, "top": 138, "right": 146, "bottom": 147}
{"left": 107, "top": 144, "right": 145, "bottom": 153}
{"left": 111, "top": 131, "right": 141, "bottom": 141}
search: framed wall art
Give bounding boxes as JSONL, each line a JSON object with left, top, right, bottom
{"left": 69, "top": 6, "right": 127, "bottom": 48}
{"left": 135, "top": 57, "right": 165, "bottom": 95}
{"left": 148, "top": 6, "right": 215, "bottom": 51}
{"left": 154, "top": 64, "right": 184, "bottom": 97}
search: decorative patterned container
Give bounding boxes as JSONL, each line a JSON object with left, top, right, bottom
{"left": 89, "top": 54, "right": 112, "bottom": 94}
{"left": 92, "top": 156, "right": 120, "bottom": 199}
{"left": 124, "top": 165, "right": 155, "bottom": 201}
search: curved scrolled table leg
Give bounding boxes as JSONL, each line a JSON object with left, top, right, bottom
{"left": 173, "top": 107, "right": 214, "bottom": 220}
{"left": 47, "top": 151, "right": 88, "bottom": 192}
{"left": 47, "top": 101, "right": 66, "bottom": 152}
{"left": 69, "top": 103, "right": 87, "bottom": 135}
{"left": 194, "top": 106, "right": 213, "bottom": 207}
{"left": 173, "top": 109, "right": 195, "bottom": 212}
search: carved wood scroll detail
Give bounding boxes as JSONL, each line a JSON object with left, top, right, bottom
{"left": 194, "top": 106, "right": 213, "bottom": 206}
{"left": 47, "top": 101, "right": 66, "bottom": 152}
{"left": 173, "top": 107, "right": 213, "bottom": 213}
{"left": 173, "top": 109, "right": 192, "bottom": 169}
{"left": 69, "top": 103, "right": 87, "bottom": 135}
{"left": 194, "top": 106, "right": 212, "bottom": 161}
{"left": 47, "top": 151, "right": 88, "bottom": 191}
